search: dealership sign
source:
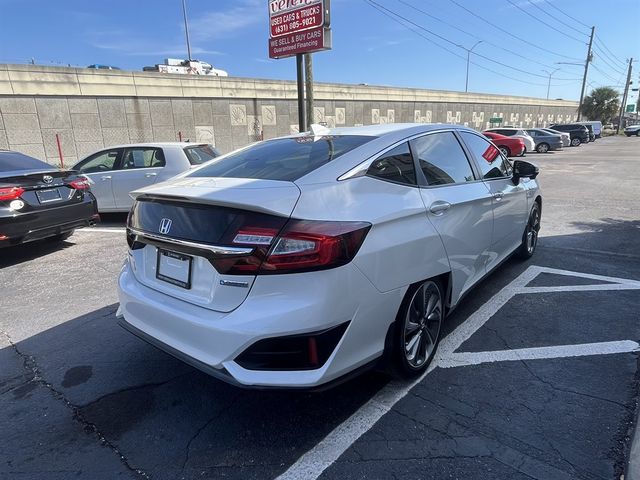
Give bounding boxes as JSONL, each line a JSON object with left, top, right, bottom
{"left": 268, "top": 0, "right": 331, "bottom": 59}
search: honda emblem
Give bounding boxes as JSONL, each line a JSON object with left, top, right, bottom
{"left": 159, "top": 218, "right": 173, "bottom": 235}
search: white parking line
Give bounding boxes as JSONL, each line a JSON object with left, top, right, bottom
{"left": 276, "top": 265, "right": 640, "bottom": 480}
{"left": 440, "top": 340, "right": 640, "bottom": 368}
{"left": 76, "top": 227, "right": 126, "bottom": 233}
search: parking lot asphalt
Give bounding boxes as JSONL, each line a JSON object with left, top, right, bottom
{"left": 1, "top": 135, "right": 639, "bottom": 480}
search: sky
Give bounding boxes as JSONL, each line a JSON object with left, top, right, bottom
{"left": 1, "top": 0, "right": 639, "bottom": 104}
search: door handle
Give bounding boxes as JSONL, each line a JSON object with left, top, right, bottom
{"left": 493, "top": 192, "right": 504, "bottom": 201}
{"left": 101, "top": 175, "right": 112, "bottom": 180}
{"left": 145, "top": 173, "right": 158, "bottom": 178}
{"left": 429, "top": 201, "right": 451, "bottom": 215}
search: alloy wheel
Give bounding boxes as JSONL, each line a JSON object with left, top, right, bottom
{"left": 403, "top": 281, "right": 443, "bottom": 369}
{"left": 537, "top": 143, "right": 549, "bottom": 153}
{"left": 526, "top": 205, "right": 540, "bottom": 254}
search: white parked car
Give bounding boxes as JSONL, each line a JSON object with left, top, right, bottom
{"left": 117, "top": 124, "right": 542, "bottom": 389}
{"left": 484, "top": 128, "right": 536, "bottom": 153}
{"left": 624, "top": 125, "right": 640, "bottom": 137}
{"left": 72, "top": 143, "right": 220, "bottom": 212}
{"left": 540, "top": 128, "right": 571, "bottom": 147}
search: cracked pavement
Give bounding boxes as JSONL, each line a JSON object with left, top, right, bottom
{"left": 1, "top": 136, "right": 639, "bottom": 479}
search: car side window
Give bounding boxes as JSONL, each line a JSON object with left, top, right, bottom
{"left": 122, "top": 148, "right": 166, "bottom": 170}
{"left": 75, "top": 149, "right": 121, "bottom": 173}
{"left": 366, "top": 142, "right": 417, "bottom": 186}
{"left": 411, "top": 132, "right": 475, "bottom": 186}
{"left": 460, "top": 132, "right": 511, "bottom": 180}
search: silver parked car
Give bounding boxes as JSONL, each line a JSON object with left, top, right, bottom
{"left": 118, "top": 123, "right": 542, "bottom": 387}
{"left": 539, "top": 128, "right": 570, "bottom": 147}
{"left": 72, "top": 143, "right": 220, "bottom": 212}
{"left": 525, "top": 129, "right": 564, "bottom": 153}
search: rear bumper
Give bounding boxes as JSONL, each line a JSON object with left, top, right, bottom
{"left": 117, "top": 259, "right": 404, "bottom": 388}
{"left": 0, "top": 198, "right": 98, "bottom": 246}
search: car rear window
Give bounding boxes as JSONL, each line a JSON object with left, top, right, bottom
{"left": 0, "top": 151, "right": 51, "bottom": 172}
{"left": 183, "top": 144, "right": 221, "bottom": 165}
{"left": 188, "top": 135, "right": 374, "bottom": 181}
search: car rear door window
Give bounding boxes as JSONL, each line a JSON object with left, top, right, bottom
{"left": 75, "top": 149, "right": 121, "bottom": 173}
{"left": 366, "top": 142, "right": 416, "bottom": 186}
{"left": 122, "top": 148, "right": 165, "bottom": 169}
{"left": 184, "top": 144, "right": 221, "bottom": 165}
{"left": 190, "top": 135, "right": 372, "bottom": 181}
{"left": 411, "top": 132, "right": 475, "bottom": 186}
{"left": 0, "top": 152, "right": 51, "bottom": 172}
{"left": 460, "top": 132, "right": 511, "bottom": 180}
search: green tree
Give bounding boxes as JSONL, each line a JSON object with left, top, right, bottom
{"left": 580, "top": 87, "right": 620, "bottom": 122}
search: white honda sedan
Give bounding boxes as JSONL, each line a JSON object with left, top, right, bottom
{"left": 117, "top": 124, "right": 541, "bottom": 389}
{"left": 72, "top": 143, "right": 220, "bottom": 212}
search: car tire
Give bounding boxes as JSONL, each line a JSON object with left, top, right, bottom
{"left": 390, "top": 279, "right": 444, "bottom": 378}
{"left": 48, "top": 230, "right": 74, "bottom": 243}
{"left": 570, "top": 137, "right": 581, "bottom": 146}
{"left": 536, "top": 143, "right": 550, "bottom": 153}
{"left": 517, "top": 203, "right": 540, "bottom": 260}
{"left": 499, "top": 146, "right": 511, "bottom": 157}
{"left": 637, "top": 131, "right": 640, "bottom": 137}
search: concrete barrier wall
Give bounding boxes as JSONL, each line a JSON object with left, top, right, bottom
{"left": 0, "top": 64, "right": 579, "bottom": 166}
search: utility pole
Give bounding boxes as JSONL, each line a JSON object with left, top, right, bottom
{"left": 577, "top": 26, "right": 595, "bottom": 121}
{"left": 296, "top": 54, "right": 306, "bottom": 132}
{"left": 182, "top": 0, "right": 192, "bottom": 61}
{"left": 304, "top": 54, "right": 314, "bottom": 129}
{"left": 616, "top": 58, "right": 633, "bottom": 134}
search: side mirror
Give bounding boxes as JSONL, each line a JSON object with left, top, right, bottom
{"left": 512, "top": 160, "right": 539, "bottom": 184}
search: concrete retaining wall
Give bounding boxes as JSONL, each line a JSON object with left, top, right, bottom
{"left": 0, "top": 64, "right": 579, "bottom": 166}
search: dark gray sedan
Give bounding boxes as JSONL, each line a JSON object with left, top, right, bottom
{"left": 526, "top": 129, "right": 564, "bottom": 153}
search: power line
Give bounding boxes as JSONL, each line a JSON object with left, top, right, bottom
{"left": 505, "top": 0, "right": 588, "bottom": 44}
{"left": 397, "top": 0, "right": 559, "bottom": 72}
{"left": 364, "top": 0, "right": 580, "bottom": 88}
{"left": 524, "top": 0, "right": 591, "bottom": 37}
{"left": 594, "top": 36, "right": 628, "bottom": 67}
{"left": 591, "top": 63, "right": 624, "bottom": 84}
{"left": 446, "top": 0, "right": 583, "bottom": 62}
{"left": 540, "top": 0, "right": 591, "bottom": 29}
{"left": 592, "top": 50, "right": 627, "bottom": 76}
{"left": 367, "top": 0, "right": 580, "bottom": 81}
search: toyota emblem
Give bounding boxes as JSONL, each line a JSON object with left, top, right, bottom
{"left": 43, "top": 175, "right": 54, "bottom": 184}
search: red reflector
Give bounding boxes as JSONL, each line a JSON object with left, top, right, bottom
{"left": 68, "top": 178, "right": 90, "bottom": 190}
{"left": 0, "top": 187, "right": 25, "bottom": 201}
{"left": 0, "top": 234, "right": 8, "bottom": 241}
{"left": 308, "top": 337, "right": 319, "bottom": 366}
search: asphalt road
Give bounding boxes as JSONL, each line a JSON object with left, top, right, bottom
{"left": 1, "top": 135, "right": 639, "bottom": 480}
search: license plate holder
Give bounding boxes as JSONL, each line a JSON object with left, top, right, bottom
{"left": 36, "top": 188, "right": 62, "bottom": 203}
{"left": 156, "top": 249, "right": 192, "bottom": 289}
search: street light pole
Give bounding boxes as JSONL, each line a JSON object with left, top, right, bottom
{"left": 182, "top": 0, "right": 192, "bottom": 62}
{"left": 542, "top": 68, "right": 561, "bottom": 100}
{"left": 465, "top": 41, "right": 482, "bottom": 93}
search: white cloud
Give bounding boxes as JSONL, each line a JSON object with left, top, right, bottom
{"left": 189, "top": 0, "right": 264, "bottom": 42}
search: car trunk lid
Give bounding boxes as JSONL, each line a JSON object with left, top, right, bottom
{"left": 126, "top": 178, "right": 301, "bottom": 312}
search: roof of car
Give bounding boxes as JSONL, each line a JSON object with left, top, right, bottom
{"left": 101, "top": 142, "right": 210, "bottom": 149}
{"left": 293, "top": 123, "right": 477, "bottom": 138}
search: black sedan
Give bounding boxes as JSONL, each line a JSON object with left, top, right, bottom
{"left": 0, "top": 150, "right": 98, "bottom": 247}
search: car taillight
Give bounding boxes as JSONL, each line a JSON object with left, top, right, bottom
{"left": 0, "top": 187, "right": 25, "bottom": 201}
{"left": 212, "top": 220, "right": 371, "bottom": 275}
{"left": 259, "top": 220, "right": 371, "bottom": 274}
{"left": 68, "top": 178, "right": 90, "bottom": 190}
